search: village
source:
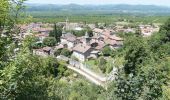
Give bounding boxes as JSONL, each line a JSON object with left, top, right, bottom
{"left": 10, "top": 19, "right": 160, "bottom": 86}
{"left": 17, "top": 19, "right": 160, "bottom": 62}
{"left": 1, "top": 0, "right": 170, "bottom": 99}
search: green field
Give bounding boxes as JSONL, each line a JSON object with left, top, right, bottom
{"left": 26, "top": 11, "right": 170, "bottom": 24}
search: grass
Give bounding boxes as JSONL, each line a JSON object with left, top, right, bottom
{"left": 85, "top": 57, "right": 115, "bottom": 75}
{"left": 85, "top": 59, "right": 102, "bottom": 74}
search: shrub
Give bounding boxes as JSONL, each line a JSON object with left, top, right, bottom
{"left": 102, "top": 46, "right": 112, "bottom": 56}
{"left": 97, "top": 57, "right": 107, "bottom": 73}
{"left": 43, "top": 37, "right": 57, "bottom": 47}
{"left": 60, "top": 48, "right": 72, "bottom": 57}
{"left": 54, "top": 48, "right": 62, "bottom": 57}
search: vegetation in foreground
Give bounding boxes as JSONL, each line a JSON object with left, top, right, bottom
{"left": 0, "top": 0, "right": 170, "bottom": 100}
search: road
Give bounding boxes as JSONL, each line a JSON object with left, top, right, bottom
{"left": 67, "top": 65, "right": 106, "bottom": 87}
{"left": 57, "top": 55, "right": 116, "bottom": 87}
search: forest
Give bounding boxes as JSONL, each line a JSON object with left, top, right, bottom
{"left": 0, "top": 0, "right": 170, "bottom": 100}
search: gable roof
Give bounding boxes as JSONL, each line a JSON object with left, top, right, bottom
{"left": 93, "top": 28, "right": 104, "bottom": 33}
{"left": 109, "top": 35, "right": 123, "bottom": 41}
{"left": 73, "top": 44, "right": 91, "bottom": 54}
{"left": 61, "top": 33, "right": 77, "bottom": 42}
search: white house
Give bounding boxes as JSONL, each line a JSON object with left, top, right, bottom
{"left": 60, "top": 33, "right": 77, "bottom": 49}
{"left": 72, "top": 44, "right": 92, "bottom": 62}
{"left": 33, "top": 47, "right": 53, "bottom": 57}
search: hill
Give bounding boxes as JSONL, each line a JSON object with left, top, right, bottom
{"left": 25, "top": 4, "right": 170, "bottom": 15}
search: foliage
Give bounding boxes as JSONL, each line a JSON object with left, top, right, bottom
{"left": 102, "top": 46, "right": 112, "bottom": 56}
{"left": 60, "top": 48, "right": 72, "bottom": 57}
{"left": 72, "top": 30, "right": 86, "bottom": 37}
{"left": 87, "top": 28, "right": 93, "bottom": 37}
{"left": 0, "top": 0, "right": 170, "bottom": 99}
{"left": 114, "top": 32, "right": 169, "bottom": 100}
{"left": 31, "top": 42, "right": 44, "bottom": 49}
{"left": 124, "top": 37, "right": 149, "bottom": 75}
{"left": 43, "top": 37, "right": 57, "bottom": 47}
{"left": 97, "top": 57, "right": 107, "bottom": 73}
{"left": 0, "top": 50, "right": 48, "bottom": 99}
{"left": 54, "top": 48, "right": 62, "bottom": 57}
{"left": 49, "top": 24, "right": 62, "bottom": 43}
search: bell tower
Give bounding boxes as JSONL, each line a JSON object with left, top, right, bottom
{"left": 66, "top": 17, "right": 69, "bottom": 30}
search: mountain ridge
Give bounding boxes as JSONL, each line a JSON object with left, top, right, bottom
{"left": 25, "top": 3, "right": 170, "bottom": 15}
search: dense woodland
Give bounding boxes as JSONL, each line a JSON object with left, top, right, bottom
{"left": 0, "top": 0, "right": 170, "bottom": 100}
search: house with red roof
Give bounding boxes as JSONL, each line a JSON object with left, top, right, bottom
{"left": 61, "top": 33, "right": 78, "bottom": 49}
{"left": 33, "top": 47, "right": 53, "bottom": 57}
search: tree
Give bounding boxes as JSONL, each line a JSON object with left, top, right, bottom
{"left": 87, "top": 29, "right": 93, "bottom": 37}
{"left": 95, "top": 22, "right": 99, "bottom": 28}
{"left": 114, "top": 35, "right": 169, "bottom": 100}
{"left": 97, "top": 57, "right": 107, "bottom": 73}
{"left": 49, "top": 24, "right": 62, "bottom": 43}
{"left": 54, "top": 49, "right": 62, "bottom": 57}
{"left": 0, "top": 0, "right": 28, "bottom": 69}
{"left": 0, "top": 49, "right": 49, "bottom": 99}
{"left": 72, "top": 30, "right": 86, "bottom": 37}
{"left": 124, "top": 37, "right": 149, "bottom": 75}
{"left": 60, "top": 48, "right": 72, "bottom": 57}
{"left": 102, "top": 46, "right": 112, "bottom": 56}
{"left": 159, "top": 18, "right": 170, "bottom": 43}
{"left": 43, "top": 37, "right": 57, "bottom": 47}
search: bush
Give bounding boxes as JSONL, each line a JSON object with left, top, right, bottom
{"left": 72, "top": 30, "right": 86, "bottom": 37}
{"left": 32, "top": 42, "right": 44, "bottom": 49}
{"left": 54, "top": 48, "right": 62, "bottom": 57}
{"left": 64, "top": 70, "right": 72, "bottom": 77}
{"left": 102, "top": 46, "right": 112, "bottom": 56}
{"left": 60, "top": 48, "right": 72, "bottom": 57}
{"left": 58, "top": 64, "right": 67, "bottom": 76}
{"left": 97, "top": 57, "right": 107, "bottom": 73}
{"left": 43, "top": 37, "right": 57, "bottom": 47}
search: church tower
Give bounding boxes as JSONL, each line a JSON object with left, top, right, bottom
{"left": 66, "top": 17, "right": 69, "bottom": 30}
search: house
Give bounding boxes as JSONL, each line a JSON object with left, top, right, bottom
{"left": 72, "top": 44, "right": 92, "bottom": 62}
{"left": 33, "top": 47, "right": 53, "bottom": 57}
{"left": 89, "top": 40, "right": 106, "bottom": 58}
{"left": 107, "top": 35, "right": 123, "bottom": 49}
{"left": 74, "top": 27, "right": 83, "bottom": 31}
{"left": 32, "top": 27, "right": 52, "bottom": 34}
{"left": 106, "top": 39, "right": 123, "bottom": 49}
{"left": 139, "top": 25, "right": 159, "bottom": 37}
{"left": 55, "top": 44, "right": 64, "bottom": 50}
{"left": 60, "top": 33, "right": 78, "bottom": 49}
{"left": 35, "top": 33, "right": 49, "bottom": 42}
{"left": 20, "top": 32, "right": 33, "bottom": 39}
{"left": 93, "top": 28, "right": 104, "bottom": 36}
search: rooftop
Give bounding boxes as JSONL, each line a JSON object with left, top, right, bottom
{"left": 73, "top": 44, "right": 91, "bottom": 53}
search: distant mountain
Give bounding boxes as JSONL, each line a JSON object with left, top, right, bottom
{"left": 25, "top": 4, "right": 170, "bottom": 15}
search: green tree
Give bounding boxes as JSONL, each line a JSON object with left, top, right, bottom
{"left": 49, "top": 24, "right": 62, "bottom": 43}
{"left": 87, "top": 29, "right": 93, "bottom": 37}
{"left": 43, "top": 37, "right": 57, "bottom": 47}
{"left": 95, "top": 22, "right": 99, "bottom": 28}
{"left": 97, "top": 57, "right": 107, "bottom": 73}
{"left": 60, "top": 48, "right": 72, "bottom": 57}
{"left": 102, "top": 46, "right": 112, "bottom": 56}
{"left": 114, "top": 35, "right": 169, "bottom": 100}
{"left": 0, "top": 49, "right": 49, "bottom": 99}
{"left": 54, "top": 48, "right": 62, "bottom": 57}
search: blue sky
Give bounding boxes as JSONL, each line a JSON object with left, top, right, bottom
{"left": 27, "top": 0, "right": 170, "bottom": 7}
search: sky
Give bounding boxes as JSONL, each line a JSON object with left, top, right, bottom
{"left": 26, "top": 0, "right": 170, "bottom": 7}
